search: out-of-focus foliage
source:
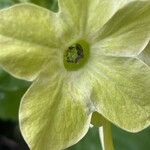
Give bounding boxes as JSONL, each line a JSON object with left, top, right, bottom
{"left": 0, "top": 0, "right": 58, "bottom": 11}
{"left": 0, "top": 68, "right": 30, "bottom": 120}
{"left": 68, "top": 125, "right": 150, "bottom": 150}
{"left": 68, "top": 127, "right": 101, "bottom": 150}
{"left": 0, "top": 0, "right": 150, "bottom": 150}
{"left": 0, "top": 0, "right": 14, "bottom": 8}
{"left": 113, "top": 125, "right": 150, "bottom": 150}
{"left": 30, "top": 0, "right": 58, "bottom": 11}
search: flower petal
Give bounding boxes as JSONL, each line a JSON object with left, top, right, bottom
{"left": 58, "top": 0, "right": 87, "bottom": 36}
{"left": 89, "top": 54, "right": 150, "bottom": 132}
{"left": 0, "top": 4, "right": 62, "bottom": 81}
{"left": 19, "top": 70, "right": 91, "bottom": 150}
{"left": 138, "top": 42, "right": 150, "bottom": 66}
{"left": 92, "top": 1, "right": 150, "bottom": 56}
{"left": 85, "top": 0, "right": 134, "bottom": 37}
{"left": 59, "top": 0, "right": 134, "bottom": 37}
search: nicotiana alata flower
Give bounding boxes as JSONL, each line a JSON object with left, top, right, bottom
{"left": 0, "top": 0, "right": 150, "bottom": 150}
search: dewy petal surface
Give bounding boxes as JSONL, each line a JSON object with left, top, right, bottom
{"left": 19, "top": 68, "right": 92, "bottom": 150}
{"left": 89, "top": 53, "right": 150, "bottom": 132}
{"left": 93, "top": 1, "right": 150, "bottom": 57}
{"left": 0, "top": 4, "right": 63, "bottom": 81}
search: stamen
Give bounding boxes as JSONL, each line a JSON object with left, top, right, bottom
{"left": 63, "top": 40, "right": 90, "bottom": 71}
{"left": 65, "top": 44, "right": 84, "bottom": 64}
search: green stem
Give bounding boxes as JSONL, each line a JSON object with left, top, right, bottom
{"left": 99, "top": 119, "right": 115, "bottom": 150}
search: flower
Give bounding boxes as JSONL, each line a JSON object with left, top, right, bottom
{"left": 0, "top": 0, "right": 150, "bottom": 149}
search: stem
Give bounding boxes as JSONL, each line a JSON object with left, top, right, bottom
{"left": 99, "top": 119, "right": 115, "bottom": 150}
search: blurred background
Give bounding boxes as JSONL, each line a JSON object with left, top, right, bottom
{"left": 0, "top": 0, "right": 150, "bottom": 149}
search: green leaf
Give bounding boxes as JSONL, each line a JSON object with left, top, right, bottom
{"left": 93, "top": 1, "right": 150, "bottom": 56}
{"left": 0, "top": 68, "right": 30, "bottom": 120}
{"left": 19, "top": 70, "right": 91, "bottom": 150}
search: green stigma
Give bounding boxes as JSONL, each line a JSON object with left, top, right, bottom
{"left": 63, "top": 40, "right": 90, "bottom": 71}
{"left": 65, "top": 44, "right": 84, "bottom": 64}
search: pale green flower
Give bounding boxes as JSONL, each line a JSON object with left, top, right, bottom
{"left": 0, "top": 0, "right": 150, "bottom": 150}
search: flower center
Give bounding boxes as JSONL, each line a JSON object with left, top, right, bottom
{"left": 63, "top": 40, "right": 90, "bottom": 71}
{"left": 65, "top": 44, "right": 84, "bottom": 64}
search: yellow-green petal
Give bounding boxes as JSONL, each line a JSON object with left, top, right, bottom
{"left": 89, "top": 54, "right": 150, "bottom": 132}
{"left": 58, "top": 0, "right": 87, "bottom": 35}
{"left": 59, "top": 0, "right": 134, "bottom": 38}
{"left": 19, "top": 70, "right": 91, "bottom": 150}
{"left": 85, "top": 0, "right": 134, "bottom": 38}
{"left": 93, "top": 1, "right": 150, "bottom": 56}
{"left": 138, "top": 42, "right": 150, "bottom": 66}
{"left": 0, "top": 4, "right": 62, "bottom": 81}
